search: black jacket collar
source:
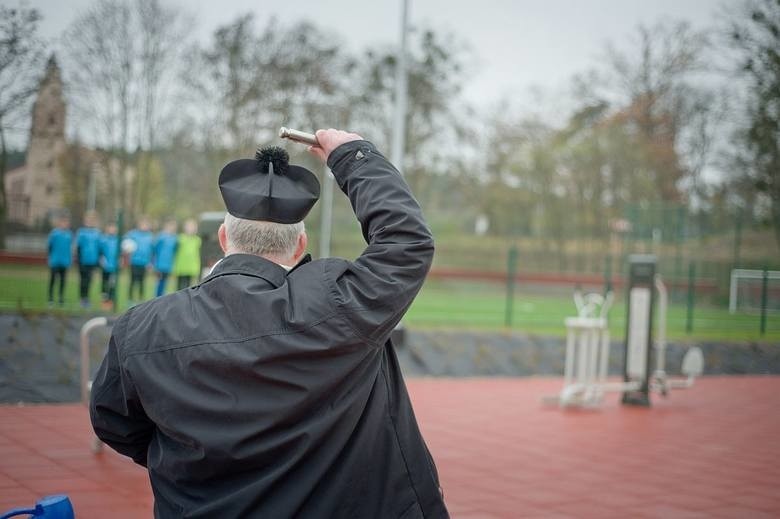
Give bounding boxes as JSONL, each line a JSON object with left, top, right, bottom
{"left": 204, "top": 253, "right": 311, "bottom": 288}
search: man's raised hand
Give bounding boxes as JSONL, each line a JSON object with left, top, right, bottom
{"left": 308, "top": 129, "right": 363, "bottom": 163}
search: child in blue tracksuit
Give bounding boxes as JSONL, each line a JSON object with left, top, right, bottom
{"left": 47, "top": 215, "right": 73, "bottom": 306}
{"left": 125, "top": 217, "right": 155, "bottom": 303}
{"left": 100, "top": 222, "right": 119, "bottom": 307}
{"left": 75, "top": 212, "right": 102, "bottom": 308}
{"left": 153, "top": 220, "right": 178, "bottom": 297}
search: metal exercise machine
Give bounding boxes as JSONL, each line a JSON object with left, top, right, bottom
{"left": 80, "top": 317, "right": 114, "bottom": 453}
{"left": 548, "top": 255, "right": 704, "bottom": 408}
{"left": 546, "top": 290, "right": 615, "bottom": 408}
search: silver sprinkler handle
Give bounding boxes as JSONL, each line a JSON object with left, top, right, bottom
{"left": 279, "top": 127, "right": 318, "bottom": 146}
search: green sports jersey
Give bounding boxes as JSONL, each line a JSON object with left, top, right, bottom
{"left": 173, "top": 234, "right": 202, "bottom": 277}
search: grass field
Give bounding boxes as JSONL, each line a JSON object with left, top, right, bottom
{"left": 1, "top": 264, "right": 162, "bottom": 314}
{"left": 1, "top": 265, "right": 777, "bottom": 342}
{"left": 408, "top": 280, "right": 779, "bottom": 342}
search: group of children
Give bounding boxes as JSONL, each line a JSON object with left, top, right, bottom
{"left": 46, "top": 212, "right": 202, "bottom": 308}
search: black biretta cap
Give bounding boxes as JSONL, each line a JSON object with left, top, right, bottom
{"left": 219, "top": 146, "right": 320, "bottom": 224}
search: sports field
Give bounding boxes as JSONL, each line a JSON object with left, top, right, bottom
{"left": 2, "top": 264, "right": 776, "bottom": 342}
{"left": 410, "top": 279, "right": 779, "bottom": 342}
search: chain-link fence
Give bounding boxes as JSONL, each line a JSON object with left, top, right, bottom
{"left": 2, "top": 200, "right": 777, "bottom": 339}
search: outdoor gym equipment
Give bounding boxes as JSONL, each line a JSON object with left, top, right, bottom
{"left": 547, "top": 255, "right": 704, "bottom": 408}
{"left": 80, "top": 316, "right": 114, "bottom": 453}
{"left": 622, "top": 255, "right": 704, "bottom": 406}
{"left": 545, "top": 290, "right": 614, "bottom": 408}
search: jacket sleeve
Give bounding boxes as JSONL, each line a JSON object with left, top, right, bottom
{"left": 89, "top": 316, "right": 153, "bottom": 467}
{"left": 326, "top": 140, "right": 434, "bottom": 343}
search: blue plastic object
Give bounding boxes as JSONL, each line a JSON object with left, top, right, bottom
{"left": 0, "top": 495, "right": 74, "bottom": 519}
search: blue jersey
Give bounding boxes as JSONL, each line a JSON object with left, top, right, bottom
{"left": 153, "top": 232, "right": 178, "bottom": 273}
{"left": 48, "top": 228, "right": 73, "bottom": 268}
{"left": 76, "top": 226, "right": 102, "bottom": 266}
{"left": 100, "top": 234, "right": 120, "bottom": 273}
{"left": 126, "top": 229, "right": 154, "bottom": 267}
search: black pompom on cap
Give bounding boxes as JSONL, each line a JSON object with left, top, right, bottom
{"left": 219, "top": 147, "right": 320, "bottom": 224}
{"left": 256, "top": 146, "right": 289, "bottom": 175}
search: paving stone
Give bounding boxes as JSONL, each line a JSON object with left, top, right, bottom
{"left": 0, "top": 376, "right": 778, "bottom": 517}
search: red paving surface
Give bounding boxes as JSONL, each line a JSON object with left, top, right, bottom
{"left": 1, "top": 376, "right": 779, "bottom": 518}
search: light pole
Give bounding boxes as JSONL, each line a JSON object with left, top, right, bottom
{"left": 390, "top": 0, "right": 409, "bottom": 175}
{"left": 319, "top": 167, "right": 334, "bottom": 258}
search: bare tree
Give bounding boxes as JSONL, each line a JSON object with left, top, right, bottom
{"left": 350, "top": 28, "right": 473, "bottom": 205}
{"left": 133, "top": 0, "right": 189, "bottom": 217}
{"left": 603, "top": 20, "right": 711, "bottom": 202}
{"left": 0, "top": 3, "right": 45, "bottom": 247}
{"left": 678, "top": 88, "right": 729, "bottom": 204}
{"left": 63, "top": 0, "right": 136, "bottom": 219}
{"left": 59, "top": 138, "right": 91, "bottom": 227}
{"left": 724, "top": 0, "right": 780, "bottom": 248}
{"left": 182, "top": 15, "right": 347, "bottom": 151}
{"left": 181, "top": 14, "right": 271, "bottom": 154}
{"left": 63, "top": 0, "right": 190, "bottom": 222}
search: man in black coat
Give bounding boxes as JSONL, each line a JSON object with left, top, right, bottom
{"left": 90, "top": 129, "right": 449, "bottom": 518}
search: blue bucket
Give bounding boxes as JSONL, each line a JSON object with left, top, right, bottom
{"left": 0, "top": 495, "right": 74, "bottom": 519}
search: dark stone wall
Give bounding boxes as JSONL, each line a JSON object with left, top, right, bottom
{"left": 396, "top": 329, "right": 780, "bottom": 377}
{"left": 1, "top": 312, "right": 777, "bottom": 403}
{"left": 0, "top": 313, "right": 111, "bottom": 403}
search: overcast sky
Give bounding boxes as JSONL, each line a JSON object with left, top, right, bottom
{"left": 27, "top": 0, "right": 723, "bottom": 112}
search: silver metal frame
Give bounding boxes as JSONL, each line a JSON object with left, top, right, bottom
{"left": 80, "top": 317, "right": 111, "bottom": 453}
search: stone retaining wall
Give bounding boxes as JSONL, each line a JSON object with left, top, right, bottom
{"left": 1, "top": 312, "right": 777, "bottom": 403}
{"left": 397, "top": 329, "right": 780, "bottom": 377}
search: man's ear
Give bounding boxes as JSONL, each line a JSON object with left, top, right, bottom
{"left": 293, "top": 232, "right": 307, "bottom": 262}
{"left": 218, "top": 224, "right": 228, "bottom": 254}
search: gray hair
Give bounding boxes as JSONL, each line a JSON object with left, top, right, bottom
{"left": 224, "top": 213, "right": 304, "bottom": 258}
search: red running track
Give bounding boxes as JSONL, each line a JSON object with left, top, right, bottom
{"left": 1, "top": 376, "right": 778, "bottom": 518}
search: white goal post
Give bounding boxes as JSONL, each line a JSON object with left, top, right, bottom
{"left": 729, "top": 269, "right": 780, "bottom": 314}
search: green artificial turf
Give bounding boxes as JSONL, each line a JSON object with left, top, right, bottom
{"left": 1, "top": 265, "right": 777, "bottom": 342}
{"left": 405, "top": 280, "right": 779, "bottom": 342}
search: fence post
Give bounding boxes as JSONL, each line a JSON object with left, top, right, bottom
{"left": 112, "top": 209, "right": 124, "bottom": 312}
{"left": 604, "top": 254, "right": 612, "bottom": 294}
{"left": 686, "top": 261, "right": 695, "bottom": 334}
{"left": 760, "top": 267, "right": 769, "bottom": 336}
{"left": 732, "top": 210, "right": 742, "bottom": 267}
{"left": 505, "top": 245, "right": 518, "bottom": 328}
